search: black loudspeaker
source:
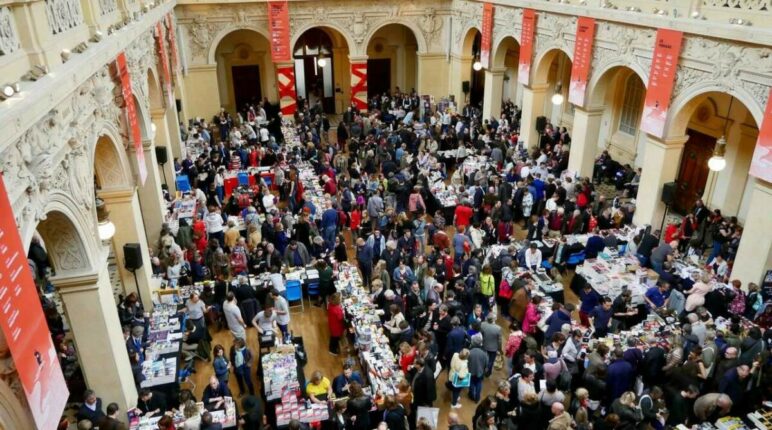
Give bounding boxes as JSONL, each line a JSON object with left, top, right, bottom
{"left": 155, "top": 146, "right": 168, "bottom": 165}
{"left": 661, "top": 182, "right": 677, "bottom": 206}
{"left": 124, "top": 243, "right": 143, "bottom": 271}
{"left": 462, "top": 81, "right": 470, "bottom": 93}
{"left": 536, "top": 116, "right": 547, "bottom": 133}
{"left": 175, "top": 99, "right": 182, "bottom": 113}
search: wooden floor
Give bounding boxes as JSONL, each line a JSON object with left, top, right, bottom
{"left": 189, "top": 222, "right": 580, "bottom": 428}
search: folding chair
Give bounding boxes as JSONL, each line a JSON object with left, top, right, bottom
{"left": 306, "top": 281, "right": 320, "bottom": 305}
{"left": 285, "top": 280, "right": 304, "bottom": 312}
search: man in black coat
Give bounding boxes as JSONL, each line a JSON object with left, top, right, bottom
{"left": 76, "top": 390, "right": 105, "bottom": 424}
{"left": 641, "top": 338, "right": 666, "bottom": 387}
{"left": 136, "top": 389, "right": 168, "bottom": 417}
{"left": 411, "top": 358, "right": 436, "bottom": 407}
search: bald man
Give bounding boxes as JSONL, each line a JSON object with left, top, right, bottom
{"left": 694, "top": 393, "right": 733, "bottom": 422}
{"left": 547, "top": 402, "right": 573, "bottom": 430}
{"left": 448, "top": 412, "right": 469, "bottom": 430}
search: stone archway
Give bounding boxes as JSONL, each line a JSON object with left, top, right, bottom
{"left": 365, "top": 23, "right": 419, "bottom": 97}
{"left": 293, "top": 26, "right": 352, "bottom": 114}
{"left": 491, "top": 35, "right": 521, "bottom": 109}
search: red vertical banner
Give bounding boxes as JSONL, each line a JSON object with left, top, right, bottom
{"left": 268, "top": 1, "right": 291, "bottom": 62}
{"left": 641, "top": 29, "right": 684, "bottom": 138}
{"left": 568, "top": 17, "right": 596, "bottom": 106}
{"left": 277, "top": 65, "right": 297, "bottom": 116}
{"left": 480, "top": 3, "right": 494, "bottom": 69}
{"left": 0, "top": 175, "right": 68, "bottom": 430}
{"left": 518, "top": 9, "right": 536, "bottom": 85}
{"left": 165, "top": 13, "right": 179, "bottom": 79}
{"left": 117, "top": 52, "right": 147, "bottom": 185}
{"left": 155, "top": 22, "right": 173, "bottom": 107}
{"left": 749, "top": 88, "right": 772, "bottom": 182}
{"left": 351, "top": 62, "right": 368, "bottom": 112}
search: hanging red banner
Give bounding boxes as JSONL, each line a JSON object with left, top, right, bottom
{"left": 351, "top": 62, "right": 368, "bottom": 111}
{"left": 0, "top": 174, "right": 69, "bottom": 430}
{"left": 165, "top": 13, "right": 179, "bottom": 79}
{"left": 117, "top": 52, "right": 147, "bottom": 185}
{"left": 749, "top": 88, "right": 772, "bottom": 182}
{"left": 568, "top": 17, "right": 596, "bottom": 106}
{"left": 268, "top": 1, "right": 291, "bottom": 62}
{"left": 155, "top": 22, "right": 173, "bottom": 107}
{"left": 277, "top": 65, "right": 297, "bottom": 115}
{"left": 641, "top": 29, "right": 684, "bottom": 138}
{"left": 518, "top": 9, "right": 536, "bottom": 85}
{"left": 480, "top": 3, "right": 494, "bottom": 69}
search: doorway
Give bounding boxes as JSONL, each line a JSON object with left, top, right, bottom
{"left": 674, "top": 129, "right": 715, "bottom": 214}
{"left": 367, "top": 59, "right": 391, "bottom": 100}
{"left": 231, "top": 65, "right": 262, "bottom": 112}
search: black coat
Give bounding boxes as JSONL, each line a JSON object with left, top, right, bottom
{"left": 412, "top": 367, "right": 436, "bottom": 406}
{"left": 346, "top": 395, "right": 372, "bottom": 430}
{"left": 384, "top": 406, "right": 407, "bottom": 430}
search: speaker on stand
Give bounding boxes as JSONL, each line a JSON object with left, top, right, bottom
{"left": 659, "top": 182, "right": 677, "bottom": 239}
{"left": 123, "top": 243, "right": 144, "bottom": 305}
{"left": 155, "top": 146, "right": 169, "bottom": 188}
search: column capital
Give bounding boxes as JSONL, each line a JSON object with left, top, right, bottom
{"left": 574, "top": 105, "right": 605, "bottom": 116}
{"left": 150, "top": 108, "right": 166, "bottom": 118}
{"left": 485, "top": 67, "right": 507, "bottom": 75}
{"left": 274, "top": 61, "right": 294, "bottom": 68}
{"left": 646, "top": 133, "right": 689, "bottom": 149}
{"left": 99, "top": 187, "right": 136, "bottom": 204}
{"left": 525, "top": 83, "right": 550, "bottom": 92}
{"left": 142, "top": 139, "right": 154, "bottom": 149}
{"left": 348, "top": 55, "right": 368, "bottom": 63}
{"left": 51, "top": 272, "right": 100, "bottom": 293}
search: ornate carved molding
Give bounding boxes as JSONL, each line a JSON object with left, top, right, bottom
{"left": 99, "top": 0, "right": 118, "bottom": 16}
{"left": 0, "top": 7, "right": 20, "bottom": 56}
{"left": 44, "top": 0, "right": 84, "bottom": 35}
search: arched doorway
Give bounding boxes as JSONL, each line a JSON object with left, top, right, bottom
{"left": 214, "top": 29, "right": 275, "bottom": 114}
{"left": 293, "top": 27, "right": 350, "bottom": 114}
{"left": 365, "top": 24, "right": 418, "bottom": 98}
{"left": 461, "top": 28, "right": 485, "bottom": 108}
{"left": 587, "top": 66, "right": 648, "bottom": 167}
{"left": 666, "top": 92, "right": 758, "bottom": 217}
{"left": 533, "top": 49, "right": 572, "bottom": 134}
{"left": 492, "top": 36, "right": 521, "bottom": 107}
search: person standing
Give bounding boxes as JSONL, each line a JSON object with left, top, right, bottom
{"left": 271, "top": 289, "right": 291, "bottom": 338}
{"left": 480, "top": 314, "right": 502, "bottom": 377}
{"left": 223, "top": 292, "right": 247, "bottom": 341}
{"left": 328, "top": 293, "right": 345, "bottom": 355}
{"left": 230, "top": 339, "right": 254, "bottom": 396}
{"left": 468, "top": 335, "right": 489, "bottom": 402}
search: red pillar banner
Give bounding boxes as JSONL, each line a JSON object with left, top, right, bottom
{"left": 155, "top": 22, "right": 173, "bottom": 108}
{"left": 749, "top": 88, "right": 772, "bottom": 182}
{"left": 268, "top": 1, "right": 291, "bottom": 62}
{"left": 480, "top": 2, "right": 494, "bottom": 69}
{"left": 277, "top": 65, "right": 297, "bottom": 116}
{"left": 568, "top": 17, "right": 596, "bottom": 106}
{"left": 117, "top": 52, "right": 148, "bottom": 185}
{"left": 641, "top": 29, "right": 684, "bottom": 138}
{"left": 0, "top": 174, "right": 68, "bottom": 430}
{"left": 165, "top": 13, "right": 179, "bottom": 79}
{"left": 518, "top": 9, "right": 536, "bottom": 85}
{"left": 351, "top": 62, "right": 368, "bottom": 111}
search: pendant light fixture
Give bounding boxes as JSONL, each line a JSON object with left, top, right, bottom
{"left": 708, "top": 96, "right": 734, "bottom": 172}
{"left": 551, "top": 83, "right": 564, "bottom": 105}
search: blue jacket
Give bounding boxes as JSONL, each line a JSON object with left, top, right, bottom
{"left": 446, "top": 327, "right": 468, "bottom": 358}
{"left": 585, "top": 235, "right": 606, "bottom": 258}
{"left": 545, "top": 309, "right": 571, "bottom": 341}
{"left": 607, "top": 359, "right": 634, "bottom": 400}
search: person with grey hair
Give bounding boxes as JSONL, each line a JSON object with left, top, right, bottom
{"left": 688, "top": 313, "right": 707, "bottom": 347}
{"left": 468, "top": 334, "right": 489, "bottom": 402}
{"left": 480, "top": 313, "right": 502, "bottom": 376}
{"left": 694, "top": 392, "right": 733, "bottom": 422}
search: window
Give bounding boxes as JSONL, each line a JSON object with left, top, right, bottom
{"left": 619, "top": 75, "right": 645, "bottom": 136}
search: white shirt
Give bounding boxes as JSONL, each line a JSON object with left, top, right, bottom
{"left": 205, "top": 213, "right": 224, "bottom": 233}
{"left": 259, "top": 128, "right": 270, "bottom": 142}
{"left": 273, "top": 296, "right": 290, "bottom": 325}
{"left": 521, "top": 166, "right": 531, "bottom": 179}
{"left": 525, "top": 249, "right": 542, "bottom": 269}
{"left": 546, "top": 198, "right": 558, "bottom": 213}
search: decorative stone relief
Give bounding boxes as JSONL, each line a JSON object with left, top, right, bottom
{"left": 37, "top": 213, "right": 89, "bottom": 272}
{"left": 99, "top": 0, "right": 117, "bottom": 16}
{"left": 45, "top": 0, "right": 84, "bottom": 35}
{"left": 703, "top": 0, "right": 771, "bottom": 10}
{"left": 348, "top": 15, "right": 370, "bottom": 45}
{"left": 419, "top": 8, "right": 443, "bottom": 49}
{"left": 0, "top": 7, "right": 20, "bottom": 56}
{"left": 187, "top": 17, "right": 216, "bottom": 61}
{"left": 453, "top": 0, "right": 480, "bottom": 47}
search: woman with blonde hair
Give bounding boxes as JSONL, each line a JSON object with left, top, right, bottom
{"left": 246, "top": 224, "right": 261, "bottom": 252}
{"left": 372, "top": 261, "right": 391, "bottom": 291}
{"left": 181, "top": 400, "right": 201, "bottom": 430}
{"left": 449, "top": 348, "right": 470, "bottom": 408}
{"left": 572, "top": 387, "right": 591, "bottom": 430}
{"left": 610, "top": 391, "right": 643, "bottom": 429}
{"left": 684, "top": 273, "right": 712, "bottom": 312}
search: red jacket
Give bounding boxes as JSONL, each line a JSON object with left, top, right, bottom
{"left": 350, "top": 210, "right": 361, "bottom": 231}
{"left": 327, "top": 304, "right": 345, "bottom": 337}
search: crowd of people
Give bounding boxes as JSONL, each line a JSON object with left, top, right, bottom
{"left": 49, "top": 86, "right": 770, "bottom": 430}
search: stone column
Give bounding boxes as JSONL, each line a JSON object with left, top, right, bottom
{"left": 731, "top": 179, "right": 772, "bottom": 286}
{"left": 416, "top": 53, "right": 447, "bottom": 99}
{"left": 100, "top": 188, "right": 155, "bottom": 310}
{"left": 633, "top": 134, "right": 688, "bottom": 228}
{"left": 131, "top": 139, "right": 166, "bottom": 249}
{"left": 152, "top": 110, "right": 177, "bottom": 195}
{"left": 482, "top": 68, "right": 505, "bottom": 121}
{"left": 164, "top": 100, "right": 186, "bottom": 163}
{"left": 519, "top": 83, "right": 549, "bottom": 150}
{"left": 567, "top": 106, "right": 604, "bottom": 177}
{"left": 53, "top": 269, "right": 138, "bottom": 415}
{"left": 182, "top": 64, "right": 219, "bottom": 120}
{"left": 449, "top": 54, "right": 473, "bottom": 111}
{"left": 349, "top": 56, "right": 368, "bottom": 113}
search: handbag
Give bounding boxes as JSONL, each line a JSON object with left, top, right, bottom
{"left": 452, "top": 373, "right": 471, "bottom": 388}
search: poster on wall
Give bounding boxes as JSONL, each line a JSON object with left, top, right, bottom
{"left": 117, "top": 52, "right": 147, "bottom": 185}
{"left": 568, "top": 17, "right": 596, "bottom": 106}
{"left": 518, "top": 9, "right": 536, "bottom": 85}
{"left": 267, "top": 1, "right": 291, "bottom": 62}
{"left": 165, "top": 14, "right": 179, "bottom": 79}
{"left": 640, "top": 28, "right": 684, "bottom": 138}
{"left": 0, "top": 175, "right": 69, "bottom": 430}
{"left": 351, "top": 63, "right": 368, "bottom": 112}
{"left": 155, "top": 22, "right": 173, "bottom": 107}
{"left": 749, "top": 88, "right": 772, "bottom": 182}
{"left": 480, "top": 2, "right": 494, "bottom": 69}
{"left": 277, "top": 65, "right": 297, "bottom": 115}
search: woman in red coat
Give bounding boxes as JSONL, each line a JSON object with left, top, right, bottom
{"left": 327, "top": 292, "right": 346, "bottom": 355}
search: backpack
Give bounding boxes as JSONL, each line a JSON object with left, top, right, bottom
{"left": 499, "top": 279, "right": 513, "bottom": 299}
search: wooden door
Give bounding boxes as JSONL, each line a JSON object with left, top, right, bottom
{"left": 231, "top": 65, "right": 262, "bottom": 112}
{"left": 367, "top": 59, "right": 391, "bottom": 100}
{"left": 674, "top": 129, "right": 715, "bottom": 214}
